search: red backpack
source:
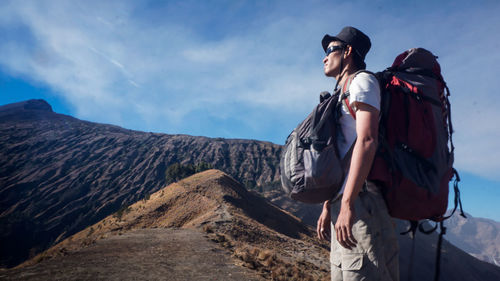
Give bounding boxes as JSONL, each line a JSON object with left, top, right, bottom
{"left": 342, "top": 48, "right": 464, "bottom": 281}
{"left": 342, "top": 48, "right": 463, "bottom": 222}
{"left": 367, "top": 48, "right": 463, "bottom": 222}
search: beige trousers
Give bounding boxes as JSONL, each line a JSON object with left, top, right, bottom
{"left": 330, "top": 182, "right": 399, "bottom": 281}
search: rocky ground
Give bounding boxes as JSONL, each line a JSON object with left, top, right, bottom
{"left": 0, "top": 228, "right": 262, "bottom": 281}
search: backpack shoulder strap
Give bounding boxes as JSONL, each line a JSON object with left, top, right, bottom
{"left": 341, "top": 70, "right": 376, "bottom": 120}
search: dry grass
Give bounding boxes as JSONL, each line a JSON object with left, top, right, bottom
{"left": 231, "top": 245, "right": 320, "bottom": 281}
{"left": 202, "top": 219, "right": 328, "bottom": 281}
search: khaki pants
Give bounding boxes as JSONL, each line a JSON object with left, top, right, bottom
{"left": 330, "top": 182, "right": 399, "bottom": 281}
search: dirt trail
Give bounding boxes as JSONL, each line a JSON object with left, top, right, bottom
{"left": 1, "top": 228, "right": 263, "bottom": 281}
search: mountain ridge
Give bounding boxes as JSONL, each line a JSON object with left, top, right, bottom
{"left": 10, "top": 169, "right": 330, "bottom": 280}
{"left": 445, "top": 212, "right": 500, "bottom": 266}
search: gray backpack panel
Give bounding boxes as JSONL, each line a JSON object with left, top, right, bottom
{"left": 280, "top": 91, "right": 348, "bottom": 204}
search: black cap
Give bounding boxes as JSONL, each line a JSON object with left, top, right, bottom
{"left": 322, "top": 26, "right": 371, "bottom": 61}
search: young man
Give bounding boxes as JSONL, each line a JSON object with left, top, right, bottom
{"left": 316, "top": 26, "right": 399, "bottom": 281}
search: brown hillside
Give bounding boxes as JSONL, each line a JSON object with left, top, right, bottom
{"left": 13, "top": 170, "right": 330, "bottom": 281}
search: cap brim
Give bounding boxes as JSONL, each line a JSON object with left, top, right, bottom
{"left": 321, "top": 34, "right": 343, "bottom": 52}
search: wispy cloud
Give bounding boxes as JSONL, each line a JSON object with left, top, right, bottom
{"left": 0, "top": 0, "right": 499, "bottom": 181}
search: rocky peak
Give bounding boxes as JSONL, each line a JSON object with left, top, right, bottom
{"left": 0, "top": 99, "right": 54, "bottom": 121}
{"left": 0, "top": 99, "right": 53, "bottom": 113}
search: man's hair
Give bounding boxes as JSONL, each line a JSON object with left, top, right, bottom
{"left": 338, "top": 43, "right": 367, "bottom": 70}
{"left": 352, "top": 51, "right": 367, "bottom": 70}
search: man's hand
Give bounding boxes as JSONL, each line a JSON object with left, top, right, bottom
{"left": 334, "top": 202, "right": 357, "bottom": 249}
{"left": 317, "top": 201, "right": 332, "bottom": 241}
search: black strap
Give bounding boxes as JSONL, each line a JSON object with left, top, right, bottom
{"left": 341, "top": 139, "right": 356, "bottom": 169}
{"left": 395, "top": 67, "right": 445, "bottom": 84}
{"left": 408, "top": 233, "right": 417, "bottom": 281}
{"left": 391, "top": 72, "right": 444, "bottom": 109}
{"left": 443, "top": 169, "right": 466, "bottom": 220}
{"left": 308, "top": 94, "right": 337, "bottom": 148}
{"left": 434, "top": 221, "right": 446, "bottom": 281}
{"left": 445, "top": 85, "right": 455, "bottom": 155}
{"left": 333, "top": 50, "right": 346, "bottom": 92}
{"left": 403, "top": 87, "right": 410, "bottom": 132}
{"left": 400, "top": 220, "right": 418, "bottom": 237}
{"left": 401, "top": 221, "right": 419, "bottom": 281}
{"left": 401, "top": 220, "right": 443, "bottom": 281}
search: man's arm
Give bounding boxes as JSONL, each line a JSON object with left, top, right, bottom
{"left": 334, "top": 101, "right": 379, "bottom": 249}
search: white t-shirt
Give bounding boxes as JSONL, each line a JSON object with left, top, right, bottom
{"left": 336, "top": 72, "right": 381, "bottom": 194}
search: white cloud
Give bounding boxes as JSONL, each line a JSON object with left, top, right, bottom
{"left": 0, "top": 0, "right": 500, "bottom": 181}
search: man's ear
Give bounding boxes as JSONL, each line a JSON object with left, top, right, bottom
{"left": 344, "top": 45, "right": 353, "bottom": 59}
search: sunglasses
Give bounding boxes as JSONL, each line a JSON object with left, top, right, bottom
{"left": 325, "top": 45, "right": 344, "bottom": 56}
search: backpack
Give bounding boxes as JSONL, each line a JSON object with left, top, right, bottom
{"left": 280, "top": 91, "right": 352, "bottom": 204}
{"left": 365, "top": 48, "right": 463, "bottom": 223}
{"left": 344, "top": 48, "right": 464, "bottom": 281}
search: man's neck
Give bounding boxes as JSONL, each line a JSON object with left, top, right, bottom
{"left": 336, "top": 65, "right": 358, "bottom": 88}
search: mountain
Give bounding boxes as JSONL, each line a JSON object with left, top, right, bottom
{"left": 444, "top": 212, "right": 500, "bottom": 266}
{"left": 0, "top": 99, "right": 281, "bottom": 268}
{"left": 2, "top": 99, "right": 500, "bottom": 280}
{"left": 2, "top": 170, "right": 331, "bottom": 280}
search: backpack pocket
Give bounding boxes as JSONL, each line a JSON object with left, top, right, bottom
{"left": 392, "top": 142, "right": 439, "bottom": 194}
{"left": 280, "top": 130, "right": 304, "bottom": 194}
{"left": 303, "top": 144, "right": 344, "bottom": 193}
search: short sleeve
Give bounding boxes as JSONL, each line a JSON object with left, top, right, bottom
{"left": 348, "top": 72, "right": 380, "bottom": 111}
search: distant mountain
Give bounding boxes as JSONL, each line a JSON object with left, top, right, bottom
{"left": 4, "top": 170, "right": 331, "bottom": 280}
{"left": 445, "top": 212, "right": 500, "bottom": 266}
{"left": 0, "top": 99, "right": 281, "bottom": 268}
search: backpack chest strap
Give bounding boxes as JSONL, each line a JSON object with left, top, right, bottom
{"left": 341, "top": 73, "right": 359, "bottom": 120}
{"left": 340, "top": 70, "right": 376, "bottom": 121}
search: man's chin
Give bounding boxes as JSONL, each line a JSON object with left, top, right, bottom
{"left": 324, "top": 71, "right": 335, "bottom": 77}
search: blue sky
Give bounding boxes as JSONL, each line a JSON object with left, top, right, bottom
{"left": 1, "top": 0, "right": 499, "bottom": 221}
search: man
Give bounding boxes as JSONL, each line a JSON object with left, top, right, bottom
{"left": 316, "top": 26, "right": 399, "bottom": 281}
